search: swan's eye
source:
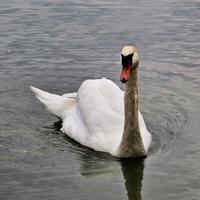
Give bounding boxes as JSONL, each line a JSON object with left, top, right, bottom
{"left": 121, "top": 53, "right": 133, "bottom": 68}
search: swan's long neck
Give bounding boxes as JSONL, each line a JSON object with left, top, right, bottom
{"left": 119, "top": 65, "right": 146, "bottom": 158}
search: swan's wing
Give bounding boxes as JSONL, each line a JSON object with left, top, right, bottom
{"left": 75, "top": 78, "right": 151, "bottom": 154}
{"left": 75, "top": 78, "right": 124, "bottom": 154}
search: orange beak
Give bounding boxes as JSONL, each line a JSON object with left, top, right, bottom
{"left": 120, "top": 64, "right": 131, "bottom": 83}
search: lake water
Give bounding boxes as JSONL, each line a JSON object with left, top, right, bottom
{"left": 0, "top": 0, "right": 200, "bottom": 199}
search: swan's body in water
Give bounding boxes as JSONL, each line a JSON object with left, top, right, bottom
{"left": 31, "top": 46, "right": 152, "bottom": 158}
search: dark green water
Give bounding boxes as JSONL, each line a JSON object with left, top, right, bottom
{"left": 0, "top": 0, "right": 199, "bottom": 199}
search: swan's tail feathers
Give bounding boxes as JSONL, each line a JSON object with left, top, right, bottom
{"left": 30, "top": 86, "right": 77, "bottom": 119}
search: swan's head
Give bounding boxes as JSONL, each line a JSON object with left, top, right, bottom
{"left": 120, "top": 46, "right": 139, "bottom": 83}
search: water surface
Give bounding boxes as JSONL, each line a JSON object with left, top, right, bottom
{"left": 0, "top": 0, "right": 200, "bottom": 199}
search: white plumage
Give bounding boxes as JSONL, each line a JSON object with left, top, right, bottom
{"left": 30, "top": 78, "right": 151, "bottom": 157}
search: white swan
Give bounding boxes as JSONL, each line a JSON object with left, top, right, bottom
{"left": 31, "top": 46, "right": 152, "bottom": 158}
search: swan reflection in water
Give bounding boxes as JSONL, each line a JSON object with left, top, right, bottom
{"left": 78, "top": 150, "right": 144, "bottom": 200}
{"left": 121, "top": 159, "right": 144, "bottom": 200}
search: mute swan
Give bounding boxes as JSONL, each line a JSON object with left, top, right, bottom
{"left": 31, "top": 46, "right": 152, "bottom": 158}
